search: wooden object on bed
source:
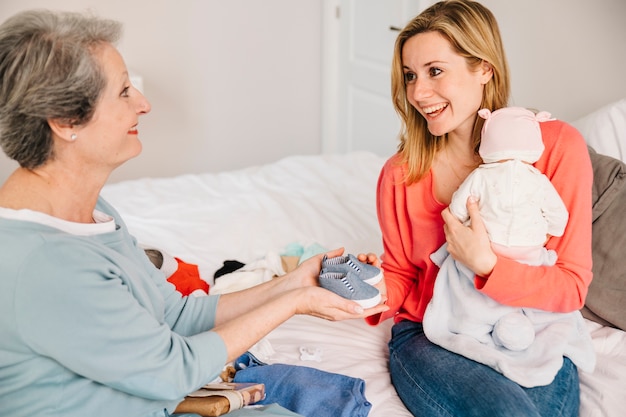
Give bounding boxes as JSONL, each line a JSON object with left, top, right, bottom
{"left": 281, "top": 256, "right": 300, "bottom": 273}
{"left": 174, "top": 382, "right": 265, "bottom": 417}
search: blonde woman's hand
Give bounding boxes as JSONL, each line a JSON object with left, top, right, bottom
{"left": 356, "top": 252, "right": 381, "bottom": 268}
{"left": 356, "top": 252, "right": 387, "bottom": 302}
{"left": 442, "top": 196, "right": 496, "bottom": 277}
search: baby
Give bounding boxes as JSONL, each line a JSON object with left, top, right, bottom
{"left": 451, "top": 107, "right": 568, "bottom": 264}
{"left": 448, "top": 106, "right": 568, "bottom": 350}
{"left": 423, "top": 106, "right": 595, "bottom": 387}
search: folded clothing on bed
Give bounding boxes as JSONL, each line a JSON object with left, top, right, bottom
{"left": 144, "top": 248, "right": 209, "bottom": 296}
{"left": 233, "top": 352, "right": 371, "bottom": 417}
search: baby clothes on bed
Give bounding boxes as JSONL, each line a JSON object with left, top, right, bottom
{"left": 210, "top": 252, "right": 286, "bottom": 295}
{"left": 169, "top": 258, "right": 209, "bottom": 297}
{"left": 422, "top": 243, "right": 596, "bottom": 387}
{"left": 281, "top": 242, "right": 328, "bottom": 265}
{"left": 145, "top": 248, "right": 209, "bottom": 296}
{"left": 214, "top": 260, "right": 246, "bottom": 278}
{"left": 233, "top": 352, "right": 371, "bottom": 417}
{"left": 209, "top": 243, "right": 331, "bottom": 297}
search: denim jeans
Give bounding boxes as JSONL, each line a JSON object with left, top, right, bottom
{"left": 233, "top": 352, "right": 371, "bottom": 417}
{"left": 389, "top": 320, "right": 580, "bottom": 417}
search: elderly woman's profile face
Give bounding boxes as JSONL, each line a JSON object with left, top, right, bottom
{"left": 72, "top": 42, "right": 151, "bottom": 171}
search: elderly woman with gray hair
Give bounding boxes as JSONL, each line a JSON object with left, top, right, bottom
{"left": 0, "top": 9, "right": 387, "bottom": 417}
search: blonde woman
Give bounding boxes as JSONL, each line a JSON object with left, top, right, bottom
{"left": 364, "top": 1, "right": 593, "bottom": 415}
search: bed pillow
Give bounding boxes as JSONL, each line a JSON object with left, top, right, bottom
{"left": 572, "top": 98, "right": 626, "bottom": 163}
{"left": 581, "top": 146, "right": 626, "bottom": 331}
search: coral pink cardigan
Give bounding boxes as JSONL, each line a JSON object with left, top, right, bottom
{"left": 366, "top": 120, "right": 593, "bottom": 326}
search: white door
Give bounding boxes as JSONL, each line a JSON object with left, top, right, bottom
{"left": 322, "top": 0, "right": 433, "bottom": 158}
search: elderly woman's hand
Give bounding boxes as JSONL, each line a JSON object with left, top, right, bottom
{"left": 287, "top": 247, "right": 345, "bottom": 288}
{"left": 283, "top": 248, "right": 389, "bottom": 318}
{"left": 294, "top": 285, "right": 389, "bottom": 320}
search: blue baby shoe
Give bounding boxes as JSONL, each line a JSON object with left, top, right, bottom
{"left": 321, "top": 254, "right": 382, "bottom": 285}
{"left": 319, "top": 271, "right": 381, "bottom": 309}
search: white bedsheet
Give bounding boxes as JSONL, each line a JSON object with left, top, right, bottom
{"left": 102, "top": 151, "right": 625, "bottom": 417}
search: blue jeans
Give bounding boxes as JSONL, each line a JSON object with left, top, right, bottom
{"left": 233, "top": 352, "right": 371, "bottom": 417}
{"left": 388, "top": 320, "right": 580, "bottom": 417}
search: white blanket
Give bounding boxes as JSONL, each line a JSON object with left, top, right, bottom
{"left": 423, "top": 243, "right": 596, "bottom": 387}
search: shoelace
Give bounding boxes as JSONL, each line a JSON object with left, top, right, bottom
{"left": 339, "top": 275, "right": 355, "bottom": 293}
{"left": 345, "top": 259, "right": 362, "bottom": 273}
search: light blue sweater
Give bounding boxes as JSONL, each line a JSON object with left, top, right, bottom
{"left": 0, "top": 197, "right": 227, "bottom": 417}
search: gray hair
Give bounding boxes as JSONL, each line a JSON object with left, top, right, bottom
{"left": 0, "top": 9, "right": 122, "bottom": 169}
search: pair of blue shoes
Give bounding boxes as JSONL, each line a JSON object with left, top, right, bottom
{"left": 318, "top": 254, "right": 382, "bottom": 309}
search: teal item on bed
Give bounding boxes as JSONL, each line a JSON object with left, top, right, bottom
{"left": 280, "top": 242, "right": 328, "bottom": 265}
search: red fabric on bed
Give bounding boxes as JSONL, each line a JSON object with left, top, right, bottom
{"left": 167, "top": 258, "right": 209, "bottom": 296}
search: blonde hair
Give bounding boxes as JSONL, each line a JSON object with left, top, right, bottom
{"left": 391, "top": 0, "right": 510, "bottom": 183}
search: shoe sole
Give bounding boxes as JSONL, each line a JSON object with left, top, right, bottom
{"left": 362, "top": 271, "right": 383, "bottom": 286}
{"left": 355, "top": 292, "right": 382, "bottom": 309}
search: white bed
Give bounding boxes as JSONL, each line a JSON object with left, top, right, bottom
{"left": 101, "top": 101, "right": 626, "bottom": 417}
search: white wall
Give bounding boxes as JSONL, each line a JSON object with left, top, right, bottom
{"left": 480, "top": 0, "right": 626, "bottom": 122}
{"left": 1, "top": 1, "right": 626, "bottom": 184}
{"left": 321, "top": 0, "right": 626, "bottom": 158}
{"left": 0, "top": 0, "right": 321, "bottom": 183}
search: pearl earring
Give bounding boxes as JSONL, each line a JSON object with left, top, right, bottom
{"left": 70, "top": 133, "right": 77, "bottom": 141}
